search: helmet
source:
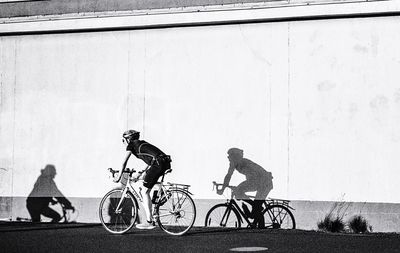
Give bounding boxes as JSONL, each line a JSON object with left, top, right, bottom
{"left": 122, "top": 130, "right": 140, "bottom": 140}
{"left": 227, "top": 148, "right": 244, "bottom": 158}
{"left": 41, "top": 164, "right": 57, "bottom": 177}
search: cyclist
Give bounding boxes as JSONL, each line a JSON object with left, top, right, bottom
{"left": 217, "top": 148, "right": 273, "bottom": 228}
{"left": 26, "top": 164, "right": 75, "bottom": 223}
{"left": 119, "top": 130, "right": 171, "bottom": 229}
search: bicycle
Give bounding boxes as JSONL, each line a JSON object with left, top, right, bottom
{"left": 16, "top": 200, "right": 78, "bottom": 223}
{"left": 205, "top": 182, "right": 295, "bottom": 229}
{"left": 99, "top": 167, "right": 196, "bottom": 236}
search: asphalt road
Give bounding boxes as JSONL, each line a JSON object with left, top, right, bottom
{"left": 1, "top": 223, "right": 400, "bottom": 253}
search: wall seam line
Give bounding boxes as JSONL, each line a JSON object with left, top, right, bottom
{"left": 287, "top": 22, "right": 291, "bottom": 199}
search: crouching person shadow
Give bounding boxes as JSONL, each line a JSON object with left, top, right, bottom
{"left": 26, "top": 164, "right": 75, "bottom": 223}
{"left": 217, "top": 148, "right": 273, "bottom": 228}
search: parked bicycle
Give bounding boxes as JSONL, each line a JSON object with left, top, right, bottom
{"left": 99, "top": 167, "right": 196, "bottom": 236}
{"left": 205, "top": 182, "right": 295, "bottom": 229}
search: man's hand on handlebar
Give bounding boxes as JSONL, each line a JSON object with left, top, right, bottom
{"left": 65, "top": 205, "right": 75, "bottom": 212}
{"left": 213, "top": 182, "right": 237, "bottom": 196}
{"left": 137, "top": 170, "right": 146, "bottom": 179}
{"left": 213, "top": 182, "right": 225, "bottom": 195}
{"left": 109, "top": 168, "right": 141, "bottom": 183}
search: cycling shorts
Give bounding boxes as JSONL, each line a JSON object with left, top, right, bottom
{"left": 143, "top": 156, "right": 171, "bottom": 188}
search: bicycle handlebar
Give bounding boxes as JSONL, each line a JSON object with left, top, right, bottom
{"left": 108, "top": 168, "right": 143, "bottom": 183}
{"left": 51, "top": 200, "right": 76, "bottom": 212}
{"left": 212, "top": 181, "right": 236, "bottom": 191}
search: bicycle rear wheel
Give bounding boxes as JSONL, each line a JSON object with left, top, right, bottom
{"left": 99, "top": 189, "right": 138, "bottom": 234}
{"left": 263, "top": 204, "right": 296, "bottom": 229}
{"left": 205, "top": 203, "right": 241, "bottom": 228}
{"left": 156, "top": 189, "right": 196, "bottom": 236}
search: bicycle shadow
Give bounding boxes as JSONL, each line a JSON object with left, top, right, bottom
{"left": 26, "top": 164, "right": 75, "bottom": 223}
{"left": 187, "top": 226, "right": 250, "bottom": 236}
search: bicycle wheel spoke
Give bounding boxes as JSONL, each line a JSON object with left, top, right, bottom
{"left": 276, "top": 207, "right": 287, "bottom": 224}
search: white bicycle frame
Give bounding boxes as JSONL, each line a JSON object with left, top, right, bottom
{"left": 113, "top": 168, "right": 178, "bottom": 219}
{"left": 113, "top": 167, "right": 148, "bottom": 213}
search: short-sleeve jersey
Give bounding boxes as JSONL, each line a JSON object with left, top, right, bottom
{"left": 126, "top": 140, "right": 166, "bottom": 165}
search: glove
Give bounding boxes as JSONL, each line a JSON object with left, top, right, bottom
{"left": 66, "top": 205, "right": 75, "bottom": 212}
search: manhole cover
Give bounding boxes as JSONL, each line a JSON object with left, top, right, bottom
{"left": 230, "top": 247, "right": 268, "bottom": 252}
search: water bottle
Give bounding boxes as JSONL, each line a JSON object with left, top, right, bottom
{"left": 152, "top": 190, "right": 159, "bottom": 204}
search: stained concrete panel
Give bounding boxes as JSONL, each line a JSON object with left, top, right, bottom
{"left": 288, "top": 17, "right": 400, "bottom": 203}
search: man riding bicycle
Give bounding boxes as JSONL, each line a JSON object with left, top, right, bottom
{"left": 26, "top": 164, "right": 75, "bottom": 223}
{"left": 118, "top": 130, "right": 171, "bottom": 229}
{"left": 217, "top": 148, "right": 273, "bottom": 228}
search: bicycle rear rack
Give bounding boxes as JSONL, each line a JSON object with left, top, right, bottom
{"left": 166, "top": 182, "right": 191, "bottom": 192}
{"left": 266, "top": 198, "right": 294, "bottom": 210}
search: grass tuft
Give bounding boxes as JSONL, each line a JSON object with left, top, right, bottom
{"left": 317, "top": 214, "right": 345, "bottom": 233}
{"left": 348, "top": 215, "right": 372, "bottom": 233}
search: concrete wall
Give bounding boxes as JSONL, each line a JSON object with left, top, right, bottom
{"left": 5, "top": 197, "right": 400, "bottom": 232}
{"left": 1, "top": 15, "right": 400, "bottom": 231}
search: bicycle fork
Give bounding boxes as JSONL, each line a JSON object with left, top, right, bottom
{"left": 115, "top": 188, "right": 129, "bottom": 214}
{"left": 220, "top": 206, "right": 233, "bottom": 227}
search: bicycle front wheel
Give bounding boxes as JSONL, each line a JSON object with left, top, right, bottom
{"left": 263, "top": 204, "right": 296, "bottom": 229}
{"left": 99, "top": 189, "right": 138, "bottom": 234}
{"left": 155, "top": 189, "right": 196, "bottom": 236}
{"left": 205, "top": 203, "right": 241, "bottom": 228}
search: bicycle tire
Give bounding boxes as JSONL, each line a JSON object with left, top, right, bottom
{"left": 263, "top": 204, "right": 296, "bottom": 229}
{"left": 99, "top": 189, "right": 138, "bottom": 234}
{"left": 155, "top": 189, "right": 196, "bottom": 236}
{"left": 205, "top": 203, "right": 241, "bottom": 228}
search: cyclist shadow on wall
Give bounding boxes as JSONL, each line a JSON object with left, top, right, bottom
{"left": 217, "top": 148, "right": 273, "bottom": 228}
{"left": 26, "top": 164, "right": 75, "bottom": 223}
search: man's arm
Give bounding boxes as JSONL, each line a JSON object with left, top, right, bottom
{"left": 217, "top": 163, "right": 235, "bottom": 194}
{"left": 49, "top": 181, "right": 74, "bottom": 210}
{"left": 114, "top": 151, "right": 132, "bottom": 182}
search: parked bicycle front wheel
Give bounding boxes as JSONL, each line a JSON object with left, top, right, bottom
{"left": 263, "top": 204, "right": 296, "bottom": 229}
{"left": 205, "top": 203, "right": 241, "bottom": 228}
{"left": 155, "top": 189, "right": 196, "bottom": 236}
{"left": 99, "top": 189, "right": 138, "bottom": 234}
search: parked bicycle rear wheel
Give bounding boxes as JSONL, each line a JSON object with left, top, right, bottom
{"left": 205, "top": 203, "right": 241, "bottom": 228}
{"left": 263, "top": 204, "right": 296, "bottom": 229}
{"left": 99, "top": 189, "right": 138, "bottom": 234}
{"left": 155, "top": 189, "right": 196, "bottom": 236}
